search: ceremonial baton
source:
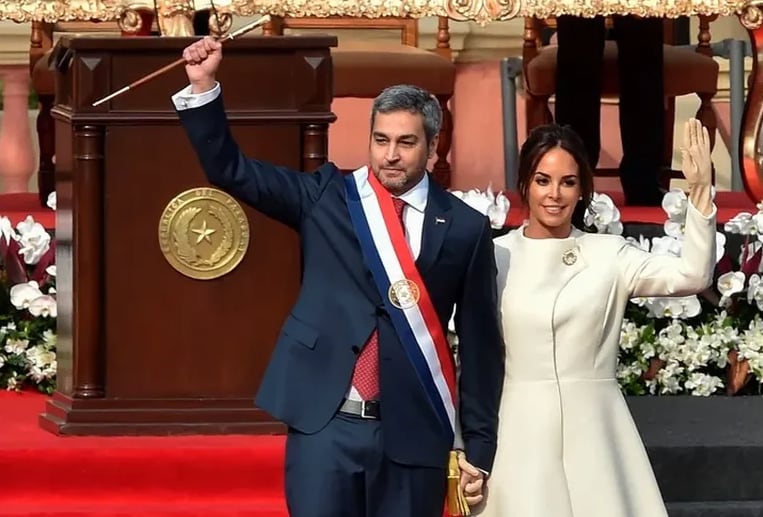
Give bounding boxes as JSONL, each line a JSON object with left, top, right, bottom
{"left": 91, "top": 14, "right": 271, "bottom": 107}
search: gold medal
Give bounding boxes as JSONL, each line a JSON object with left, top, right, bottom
{"left": 158, "top": 187, "right": 250, "bottom": 280}
{"left": 388, "top": 278, "right": 421, "bottom": 309}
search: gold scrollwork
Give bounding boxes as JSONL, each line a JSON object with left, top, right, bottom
{"left": 0, "top": 0, "right": 753, "bottom": 25}
{"left": 519, "top": 0, "right": 744, "bottom": 20}
{"left": 207, "top": 8, "right": 234, "bottom": 36}
{"left": 740, "top": 0, "right": 763, "bottom": 29}
{"left": 226, "top": 0, "right": 447, "bottom": 19}
{"left": 445, "top": 0, "right": 521, "bottom": 24}
{"left": 118, "top": 6, "right": 148, "bottom": 33}
{"left": 0, "top": 1, "right": 124, "bottom": 23}
{"left": 155, "top": 0, "right": 195, "bottom": 36}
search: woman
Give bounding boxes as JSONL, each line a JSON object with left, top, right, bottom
{"left": 472, "top": 119, "right": 716, "bottom": 516}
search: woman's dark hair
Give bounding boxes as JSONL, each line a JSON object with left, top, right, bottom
{"left": 516, "top": 124, "right": 594, "bottom": 227}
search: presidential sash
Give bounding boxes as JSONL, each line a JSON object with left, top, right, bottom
{"left": 344, "top": 166, "right": 456, "bottom": 436}
{"left": 344, "top": 166, "right": 470, "bottom": 515}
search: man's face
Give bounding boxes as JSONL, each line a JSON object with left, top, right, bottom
{"left": 368, "top": 110, "right": 437, "bottom": 195}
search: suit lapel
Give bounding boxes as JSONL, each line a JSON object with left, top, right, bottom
{"left": 416, "top": 181, "right": 453, "bottom": 275}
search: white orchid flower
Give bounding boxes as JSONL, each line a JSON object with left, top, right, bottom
{"left": 10, "top": 281, "right": 43, "bottom": 310}
{"left": 449, "top": 184, "right": 510, "bottom": 229}
{"left": 661, "top": 189, "right": 688, "bottom": 222}
{"left": 0, "top": 216, "right": 15, "bottom": 245}
{"left": 748, "top": 275, "right": 763, "bottom": 311}
{"left": 584, "top": 192, "right": 623, "bottom": 234}
{"left": 28, "top": 295, "right": 57, "bottom": 318}
{"left": 46, "top": 191, "right": 57, "bottom": 211}
{"left": 724, "top": 212, "right": 755, "bottom": 234}
{"left": 717, "top": 271, "right": 746, "bottom": 305}
{"left": 645, "top": 296, "right": 701, "bottom": 319}
{"left": 715, "top": 232, "right": 727, "bottom": 264}
{"left": 664, "top": 220, "right": 684, "bottom": 239}
{"left": 15, "top": 216, "right": 51, "bottom": 265}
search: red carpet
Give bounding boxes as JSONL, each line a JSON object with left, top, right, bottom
{"left": 0, "top": 190, "right": 756, "bottom": 230}
{"left": 0, "top": 390, "right": 288, "bottom": 517}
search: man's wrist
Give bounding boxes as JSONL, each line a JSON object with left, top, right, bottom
{"left": 456, "top": 449, "right": 489, "bottom": 478}
{"left": 190, "top": 78, "right": 216, "bottom": 95}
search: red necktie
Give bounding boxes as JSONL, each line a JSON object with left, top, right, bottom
{"left": 351, "top": 197, "right": 407, "bottom": 400}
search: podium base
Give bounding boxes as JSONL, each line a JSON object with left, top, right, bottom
{"left": 38, "top": 392, "right": 286, "bottom": 436}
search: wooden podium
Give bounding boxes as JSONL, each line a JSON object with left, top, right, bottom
{"left": 39, "top": 35, "right": 337, "bottom": 435}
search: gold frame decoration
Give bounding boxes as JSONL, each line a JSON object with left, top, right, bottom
{"left": 0, "top": 0, "right": 755, "bottom": 26}
{"left": 519, "top": 0, "right": 746, "bottom": 20}
{"left": 0, "top": 1, "right": 124, "bottom": 23}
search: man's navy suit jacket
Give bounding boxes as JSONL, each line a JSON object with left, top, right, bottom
{"left": 177, "top": 92, "right": 505, "bottom": 473}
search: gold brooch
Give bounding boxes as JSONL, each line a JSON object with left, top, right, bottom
{"left": 562, "top": 248, "right": 578, "bottom": 266}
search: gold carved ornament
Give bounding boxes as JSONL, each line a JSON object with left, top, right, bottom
{"left": 118, "top": 0, "right": 233, "bottom": 37}
{"left": 223, "top": 0, "right": 748, "bottom": 26}
{"left": 740, "top": 0, "right": 763, "bottom": 29}
{"left": 0, "top": 0, "right": 755, "bottom": 27}
{"left": 0, "top": 0, "right": 124, "bottom": 22}
{"left": 158, "top": 187, "right": 250, "bottom": 280}
{"left": 518, "top": 0, "right": 746, "bottom": 20}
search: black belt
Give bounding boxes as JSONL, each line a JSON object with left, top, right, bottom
{"left": 339, "top": 399, "right": 380, "bottom": 419}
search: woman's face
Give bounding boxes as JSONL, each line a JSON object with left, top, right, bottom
{"left": 525, "top": 146, "right": 581, "bottom": 239}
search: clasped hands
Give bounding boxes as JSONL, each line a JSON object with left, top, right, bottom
{"left": 458, "top": 451, "right": 486, "bottom": 506}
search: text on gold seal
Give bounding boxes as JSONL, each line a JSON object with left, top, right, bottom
{"left": 158, "top": 187, "right": 250, "bottom": 280}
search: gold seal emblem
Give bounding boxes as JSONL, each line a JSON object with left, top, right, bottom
{"left": 158, "top": 187, "right": 250, "bottom": 280}
{"left": 388, "top": 279, "right": 421, "bottom": 309}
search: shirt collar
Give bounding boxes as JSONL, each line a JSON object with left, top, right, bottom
{"left": 395, "top": 173, "right": 429, "bottom": 213}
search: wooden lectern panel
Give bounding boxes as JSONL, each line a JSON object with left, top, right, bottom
{"left": 40, "top": 35, "right": 337, "bottom": 435}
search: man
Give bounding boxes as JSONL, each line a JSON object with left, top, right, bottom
{"left": 174, "top": 36, "right": 505, "bottom": 517}
{"left": 555, "top": 15, "right": 665, "bottom": 206}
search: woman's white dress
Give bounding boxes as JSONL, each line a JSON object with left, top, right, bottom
{"left": 475, "top": 202, "right": 716, "bottom": 517}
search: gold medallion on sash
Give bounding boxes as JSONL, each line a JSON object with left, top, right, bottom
{"left": 388, "top": 278, "right": 421, "bottom": 309}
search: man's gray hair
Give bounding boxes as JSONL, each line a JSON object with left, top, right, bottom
{"left": 371, "top": 84, "right": 442, "bottom": 146}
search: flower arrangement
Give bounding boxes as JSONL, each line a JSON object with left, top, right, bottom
{"left": 585, "top": 188, "right": 763, "bottom": 397}
{"left": 447, "top": 186, "right": 763, "bottom": 397}
{"left": 0, "top": 193, "right": 57, "bottom": 393}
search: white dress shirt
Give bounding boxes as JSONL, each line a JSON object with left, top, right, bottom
{"left": 172, "top": 82, "right": 222, "bottom": 111}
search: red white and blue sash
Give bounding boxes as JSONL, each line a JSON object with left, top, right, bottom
{"left": 344, "top": 166, "right": 457, "bottom": 443}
